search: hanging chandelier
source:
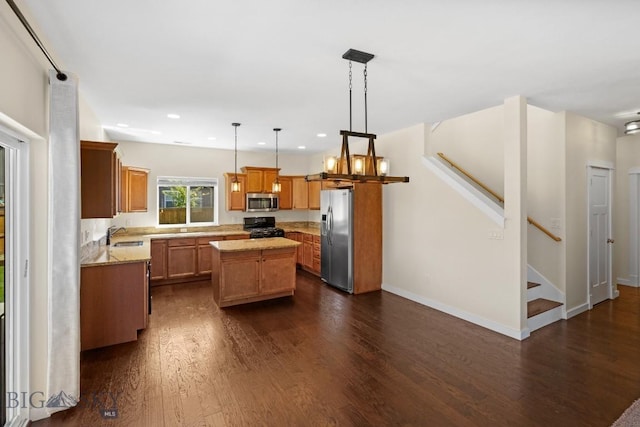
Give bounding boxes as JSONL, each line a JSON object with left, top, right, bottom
{"left": 306, "top": 48, "right": 409, "bottom": 184}
{"left": 231, "top": 122, "right": 241, "bottom": 192}
{"left": 272, "top": 128, "right": 282, "bottom": 193}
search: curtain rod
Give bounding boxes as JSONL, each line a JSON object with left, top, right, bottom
{"left": 6, "top": 0, "right": 67, "bottom": 81}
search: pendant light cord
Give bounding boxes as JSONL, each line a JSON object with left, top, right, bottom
{"left": 232, "top": 123, "right": 240, "bottom": 181}
{"left": 349, "top": 61, "right": 353, "bottom": 132}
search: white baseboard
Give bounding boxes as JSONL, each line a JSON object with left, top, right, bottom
{"left": 382, "top": 283, "right": 529, "bottom": 340}
{"left": 617, "top": 277, "right": 638, "bottom": 287}
{"left": 565, "top": 303, "right": 589, "bottom": 319}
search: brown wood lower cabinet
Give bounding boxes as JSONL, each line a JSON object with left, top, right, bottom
{"left": 212, "top": 247, "right": 296, "bottom": 307}
{"left": 167, "top": 238, "right": 197, "bottom": 279}
{"left": 150, "top": 239, "right": 167, "bottom": 280}
{"left": 80, "top": 261, "right": 148, "bottom": 351}
{"left": 151, "top": 234, "right": 250, "bottom": 285}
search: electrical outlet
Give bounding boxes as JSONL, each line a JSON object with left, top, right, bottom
{"left": 180, "top": 228, "right": 187, "bottom": 232}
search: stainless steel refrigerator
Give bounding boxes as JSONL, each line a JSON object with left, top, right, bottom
{"left": 321, "top": 188, "right": 354, "bottom": 293}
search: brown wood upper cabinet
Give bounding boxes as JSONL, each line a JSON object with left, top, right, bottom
{"left": 121, "top": 166, "right": 149, "bottom": 212}
{"left": 242, "top": 166, "right": 280, "bottom": 193}
{"left": 278, "top": 176, "right": 293, "bottom": 210}
{"left": 223, "top": 173, "right": 247, "bottom": 211}
{"left": 308, "top": 181, "right": 321, "bottom": 210}
{"left": 291, "top": 176, "right": 309, "bottom": 209}
{"left": 80, "top": 140, "right": 119, "bottom": 218}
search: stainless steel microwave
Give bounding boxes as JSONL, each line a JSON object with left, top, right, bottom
{"left": 246, "top": 193, "right": 279, "bottom": 212}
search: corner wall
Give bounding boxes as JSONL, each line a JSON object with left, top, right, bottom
{"left": 379, "top": 122, "right": 524, "bottom": 338}
{"left": 564, "top": 112, "right": 617, "bottom": 313}
{"left": 614, "top": 133, "right": 640, "bottom": 285}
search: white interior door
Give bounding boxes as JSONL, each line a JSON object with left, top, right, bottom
{"left": 588, "top": 167, "right": 612, "bottom": 307}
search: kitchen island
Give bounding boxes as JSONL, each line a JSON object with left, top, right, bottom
{"left": 210, "top": 237, "right": 301, "bottom": 307}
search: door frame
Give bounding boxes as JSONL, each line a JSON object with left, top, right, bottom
{"left": 586, "top": 162, "right": 614, "bottom": 309}
{"left": 628, "top": 168, "right": 640, "bottom": 287}
{"left": 0, "top": 122, "right": 31, "bottom": 427}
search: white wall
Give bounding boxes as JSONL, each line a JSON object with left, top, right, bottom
{"left": 564, "top": 112, "right": 617, "bottom": 312}
{"left": 111, "top": 140, "right": 316, "bottom": 228}
{"left": 527, "top": 106, "right": 565, "bottom": 291}
{"left": 427, "top": 105, "right": 504, "bottom": 196}
{"left": 381, "top": 121, "right": 524, "bottom": 338}
{"left": 614, "top": 133, "right": 640, "bottom": 284}
{"left": 0, "top": 1, "right": 50, "bottom": 407}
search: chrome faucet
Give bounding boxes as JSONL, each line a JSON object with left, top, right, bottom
{"left": 106, "top": 226, "right": 126, "bottom": 245}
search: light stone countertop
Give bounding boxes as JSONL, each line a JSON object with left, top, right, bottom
{"left": 81, "top": 236, "right": 151, "bottom": 267}
{"left": 143, "top": 230, "right": 250, "bottom": 239}
{"left": 210, "top": 237, "right": 301, "bottom": 252}
{"left": 280, "top": 225, "right": 321, "bottom": 236}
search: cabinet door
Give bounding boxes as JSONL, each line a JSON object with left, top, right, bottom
{"left": 308, "top": 181, "right": 321, "bottom": 210}
{"left": 313, "top": 235, "right": 321, "bottom": 273}
{"left": 303, "top": 234, "right": 314, "bottom": 270}
{"left": 263, "top": 169, "right": 278, "bottom": 192}
{"left": 220, "top": 251, "right": 261, "bottom": 302}
{"left": 80, "top": 262, "right": 146, "bottom": 351}
{"left": 197, "top": 236, "right": 223, "bottom": 275}
{"left": 150, "top": 239, "right": 167, "bottom": 280}
{"left": 167, "top": 239, "right": 197, "bottom": 279}
{"left": 261, "top": 248, "right": 296, "bottom": 294}
{"left": 292, "top": 177, "right": 309, "bottom": 209}
{"left": 80, "top": 141, "right": 119, "bottom": 219}
{"left": 122, "top": 167, "right": 149, "bottom": 212}
{"left": 245, "top": 169, "right": 263, "bottom": 193}
{"left": 224, "top": 173, "right": 247, "bottom": 211}
{"left": 279, "top": 177, "right": 293, "bottom": 209}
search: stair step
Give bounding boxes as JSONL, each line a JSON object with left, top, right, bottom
{"left": 527, "top": 281, "right": 541, "bottom": 289}
{"left": 527, "top": 298, "right": 562, "bottom": 318}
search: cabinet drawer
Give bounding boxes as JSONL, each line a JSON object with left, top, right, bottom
{"left": 198, "top": 236, "right": 223, "bottom": 245}
{"left": 225, "top": 234, "right": 250, "bottom": 240}
{"left": 312, "top": 258, "right": 321, "bottom": 273}
{"left": 168, "top": 238, "right": 196, "bottom": 247}
{"left": 303, "top": 233, "right": 313, "bottom": 243}
{"left": 313, "top": 235, "right": 320, "bottom": 244}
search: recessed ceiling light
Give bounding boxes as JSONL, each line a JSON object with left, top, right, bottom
{"left": 298, "top": 145, "right": 306, "bottom": 150}
{"left": 257, "top": 141, "right": 266, "bottom": 145}
{"left": 207, "top": 137, "right": 216, "bottom": 140}
{"left": 173, "top": 140, "right": 192, "bottom": 145}
{"left": 317, "top": 133, "right": 327, "bottom": 138}
{"left": 167, "top": 113, "right": 180, "bottom": 119}
{"left": 116, "top": 123, "right": 128, "bottom": 128}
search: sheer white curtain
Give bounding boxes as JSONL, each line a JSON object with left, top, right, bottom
{"left": 46, "top": 70, "right": 80, "bottom": 414}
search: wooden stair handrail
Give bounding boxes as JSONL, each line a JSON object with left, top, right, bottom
{"left": 436, "top": 152, "right": 562, "bottom": 242}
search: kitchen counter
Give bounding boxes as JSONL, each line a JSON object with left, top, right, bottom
{"left": 211, "top": 237, "right": 300, "bottom": 307}
{"left": 144, "top": 230, "right": 251, "bottom": 239}
{"left": 210, "top": 237, "right": 301, "bottom": 252}
{"left": 81, "top": 237, "right": 151, "bottom": 267}
{"left": 280, "top": 225, "right": 320, "bottom": 236}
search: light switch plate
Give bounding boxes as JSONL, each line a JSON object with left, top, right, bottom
{"left": 488, "top": 229, "right": 504, "bottom": 240}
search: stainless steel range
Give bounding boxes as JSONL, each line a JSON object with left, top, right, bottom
{"left": 243, "top": 216, "right": 285, "bottom": 239}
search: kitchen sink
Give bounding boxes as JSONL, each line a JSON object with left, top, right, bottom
{"left": 113, "top": 240, "right": 143, "bottom": 247}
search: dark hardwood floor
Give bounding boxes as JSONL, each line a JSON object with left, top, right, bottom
{"left": 33, "top": 273, "right": 640, "bottom": 426}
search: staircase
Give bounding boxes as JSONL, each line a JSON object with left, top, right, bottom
{"left": 527, "top": 280, "right": 563, "bottom": 332}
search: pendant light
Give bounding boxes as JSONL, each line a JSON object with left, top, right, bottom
{"left": 272, "top": 128, "right": 282, "bottom": 193}
{"left": 231, "top": 123, "right": 241, "bottom": 192}
{"left": 306, "top": 48, "right": 409, "bottom": 185}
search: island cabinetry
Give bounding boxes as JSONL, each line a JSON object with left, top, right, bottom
{"left": 121, "top": 166, "right": 149, "bottom": 212}
{"left": 81, "top": 140, "right": 119, "bottom": 218}
{"left": 150, "top": 239, "right": 167, "bottom": 280}
{"left": 223, "top": 173, "right": 247, "bottom": 211}
{"left": 285, "top": 232, "right": 303, "bottom": 264}
{"left": 211, "top": 238, "right": 299, "bottom": 307}
{"left": 80, "top": 261, "right": 148, "bottom": 350}
{"left": 167, "top": 238, "right": 197, "bottom": 279}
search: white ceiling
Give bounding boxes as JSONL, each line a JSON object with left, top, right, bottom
{"left": 20, "top": 0, "right": 640, "bottom": 153}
